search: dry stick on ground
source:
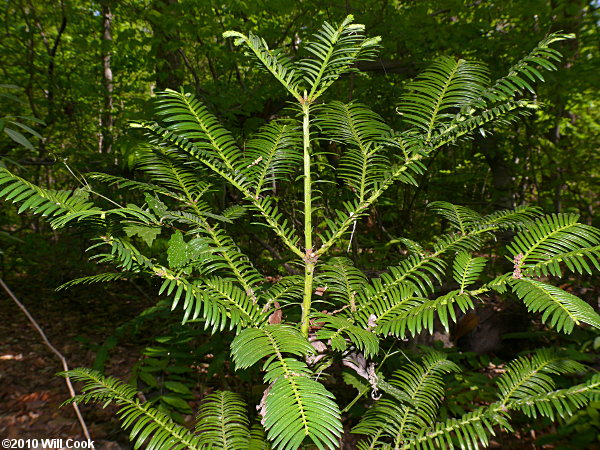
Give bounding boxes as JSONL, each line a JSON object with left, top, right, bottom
{"left": 0, "top": 278, "right": 91, "bottom": 441}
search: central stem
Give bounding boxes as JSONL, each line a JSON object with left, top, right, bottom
{"left": 301, "top": 99, "right": 314, "bottom": 337}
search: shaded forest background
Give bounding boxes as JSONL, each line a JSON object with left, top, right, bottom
{"left": 0, "top": 0, "right": 599, "bottom": 448}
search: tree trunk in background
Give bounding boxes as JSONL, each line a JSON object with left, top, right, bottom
{"left": 479, "top": 137, "right": 517, "bottom": 273}
{"left": 23, "top": 0, "right": 67, "bottom": 128}
{"left": 152, "top": 0, "right": 184, "bottom": 91}
{"left": 548, "top": 0, "right": 584, "bottom": 213}
{"left": 100, "top": 0, "right": 114, "bottom": 154}
{"left": 479, "top": 136, "right": 516, "bottom": 211}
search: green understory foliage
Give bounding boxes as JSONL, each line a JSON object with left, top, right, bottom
{"left": 1, "top": 15, "right": 599, "bottom": 450}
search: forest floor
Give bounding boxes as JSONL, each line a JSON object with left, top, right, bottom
{"left": 0, "top": 274, "right": 145, "bottom": 449}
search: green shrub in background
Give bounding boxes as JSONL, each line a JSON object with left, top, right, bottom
{"left": 1, "top": 16, "right": 599, "bottom": 449}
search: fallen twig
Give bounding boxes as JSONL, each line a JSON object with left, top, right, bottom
{"left": 0, "top": 278, "right": 91, "bottom": 441}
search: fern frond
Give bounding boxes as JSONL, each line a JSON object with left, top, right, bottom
{"left": 138, "top": 121, "right": 304, "bottom": 258}
{"left": 231, "top": 325, "right": 343, "bottom": 450}
{"left": 316, "top": 151, "right": 427, "bottom": 257}
{"left": 195, "top": 390, "right": 251, "bottom": 449}
{"left": 429, "top": 99, "right": 537, "bottom": 146}
{"left": 91, "top": 236, "right": 153, "bottom": 271}
{"left": 316, "top": 102, "right": 391, "bottom": 200}
{"left": 428, "top": 35, "right": 573, "bottom": 147}
{"left": 260, "top": 276, "right": 304, "bottom": 307}
{"left": 374, "top": 290, "right": 474, "bottom": 338}
{"left": 483, "top": 32, "right": 574, "bottom": 102}
{"left": 0, "top": 167, "right": 99, "bottom": 226}
{"left": 231, "top": 325, "right": 314, "bottom": 370}
{"left": 317, "top": 257, "right": 367, "bottom": 306}
{"left": 428, "top": 201, "right": 482, "bottom": 234}
{"left": 299, "top": 15, "right": 381, "bottom": 100}
{"left": 431, "top": 231, "right": 485, "bottom": 255}
{"left": 88, "top": 171, "right": 182, "bottom": 200}
{"left": 249, "top": 422, "right": 272, "bottom": 449}
{"left": 511, "top": 278, "right": 600, "bottom": 333}
{"left": 165, "top": 209, "right": 235, "bottom": 227}
{"left": 135, "top": 147, "right": 211, "bottom": 200}
{"left": 313, "top": 313, "right": 379, "bottom": 358}
{"left": 507, "top": 373, "right": 600, "bottom": 420}
{"left": 474, "top": 205, "right": 541, "bottom": 230}
{"left": 507, "top": 213, "right": 600, "bottom": 271}
{"left": 356, "top": 255, "right": 445, "bottom": 322}
{"left": 316, "top": 102, "right": 392, "bottom": 148}
{"left": 156, "top": 89, "right": 243, "bottom": 172}
{"left": 399, "top": 369, "right": 600, "bottom": 449}
{"left": 202, "top": 277, "right": 262, "bottom": 325}
{"left": 396, "top": 407, "right": 505, "bottom": 450}
{"left": 56, "top": 272, "right": 132, "bottom": 291}
{"left": 156, "top": 272, "right": 264, "bottom": 330}
{"left": 224, "top": 30, "right": 303, "bottom": 99}
{"left": 222, "top": 204, "right": 247, "bottom": 221}
{"left": 496, "top": 349, "right": 585, "bottom": 407}
{"left": 389, "top": 238, "right": 426, "bottom": 257}
{"left": 398, "top": 58, "right": 488, "bottom": 140}
{"left": 60, "top": 368, "right": 200, "bottom": 449}
{"left": 525, "top": 244, "right": 600, "bottom": 277}
{"left": 172, "top": 220, "right": 263, "bottom": 296}
{"left": 354, "top": 351, "right": 460, "bottom": 446}
{"left": 452, "top": 252, "right": 487, "bottom": 292}
{"left": 244, "top": 121, "right": 302, "bottom": 196}
{"left": 262, "top": 358, "right": 342, "bottom": 449}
